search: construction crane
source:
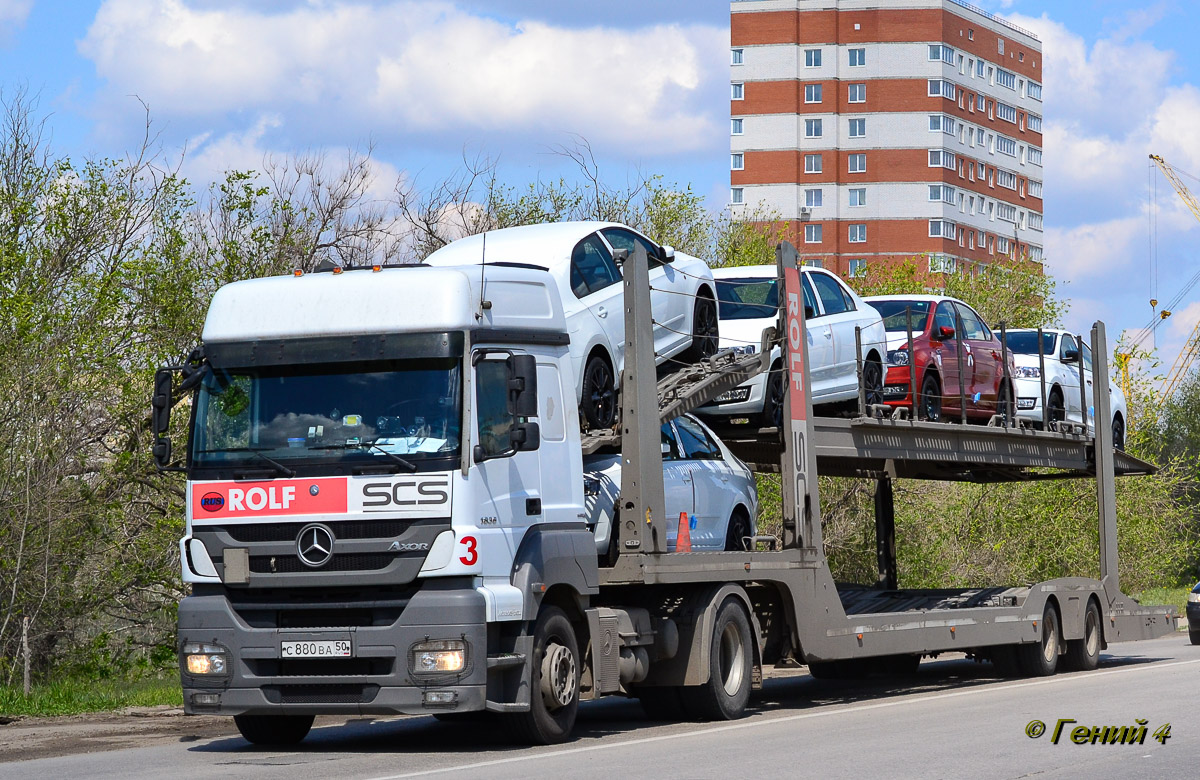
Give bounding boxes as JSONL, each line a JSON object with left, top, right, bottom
{"left": 1147, "top": 154, "right": 1200, "bottom": 403}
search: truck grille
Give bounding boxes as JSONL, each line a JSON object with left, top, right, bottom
{"left": 248, "top": 658, "right": 394, "bottom": 677}
{"left": 249, "top": 552, "right": 400, "bottom": 574}
{"left": 216, "top": 520, "right": 413, "bottom": 543}
{"left": 217, "top": 584, "right": 418, "bottom": 629}
{"left": 263, "top": 683, "right": 379, "bottom": 704}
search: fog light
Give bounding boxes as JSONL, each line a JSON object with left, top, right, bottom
{"left": 410, "top": 640, "right": 466, "bottom": 674}
{"left": 192, "top": 692, "right": 221, "bottom": 707}
{"left": 423, "top": 690, "right": 458, "bottom": 707}
{"left": 183, "top": 642, "right": 228, "bottom": 675}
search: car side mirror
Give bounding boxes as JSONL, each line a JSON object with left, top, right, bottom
{"left": 151, "top": 368, "right": 175, "bottom": 469}
{"left": 938, "top": 325, "right": 956, "bottom": 339}
{"left": 661, "top": 441, "right": 671, "bottom": 455}
{"left": 1062, "top": 348, "right": 1079, "bottom": 363}
{"left": 804, "top": 305, "right": 815, "bottom": 319}
{"left": 661, "top": 245, "right": 676, "bottom": 263}
{"left": 506, "top": 354, "right": 538, "bottom": 417}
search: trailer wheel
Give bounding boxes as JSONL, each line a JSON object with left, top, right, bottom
{"left": 1017, "top": 604, "right": 1061, "bottom": 677}
{"left": 1062, "top": 600, "right": 1102, "bottom": 672}
{"left": 505, "top": 606, "right": 580, "bottom": 745}
{"left": 233, "top": 714, "right": 314, "bottom": 745}
{"left": 678, "top": 598, "right": 753, "bottom": 720}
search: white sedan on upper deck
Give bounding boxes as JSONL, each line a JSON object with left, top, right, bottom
{"left": 425, "top": 222, "right": 717, "bottom": 430}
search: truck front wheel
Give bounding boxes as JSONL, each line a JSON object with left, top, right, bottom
{"left": 679, "top": 598, "right": 753, "bottom": 720}
{"left": 233, "top": 714, "right": 314, "bottom": 746}
{"left": 506, "top": 606, "right": 580, "bottom": 745}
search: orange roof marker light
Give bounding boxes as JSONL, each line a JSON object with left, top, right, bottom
{"left": 332, "top": 266, "right": 344, "bottom": 275}
{"left": 293, "top": 269, "right": 303, "bottom": 277}
{"left": 372, "top": 265, "right": 382, "bottom": 272}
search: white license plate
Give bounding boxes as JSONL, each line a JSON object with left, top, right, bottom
{"left": 281, "top": 640, "right": 352, "bottom": 658}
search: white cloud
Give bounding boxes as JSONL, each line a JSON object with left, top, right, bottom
{"left": 79, "top": 0, "right": 726, "bottom": 154}
{"left": 0, "top": 0, "right": 32, "bottom": 43}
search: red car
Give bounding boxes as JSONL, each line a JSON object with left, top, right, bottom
{"left": 863, "top": 295, "right": 1016, "bottom": 422}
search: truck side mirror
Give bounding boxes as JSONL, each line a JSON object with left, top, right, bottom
{"left": 510, "top": 421, "right": 541, "bottom": 452}
{"left": 152, "top": 368, "right": 174, "bottom": 469}
{"left": 506, "top": 354, "right": 539, "bottom": 418}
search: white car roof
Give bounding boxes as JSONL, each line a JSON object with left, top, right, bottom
{"left": 863, "top": 294, "right": 948, "bottom": 303}
{"left": 425, "top": 221, "right": 629, "bottom": 268}
{"left": 1007, "top": 327, "right": 1071, "bottom": 336}
{"left": 713, "top": 265, "right": 777, "bottom": 279}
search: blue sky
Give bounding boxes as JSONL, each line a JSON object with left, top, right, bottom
{"left": 2, "top": 0, "right": 1199, "bottom": 375}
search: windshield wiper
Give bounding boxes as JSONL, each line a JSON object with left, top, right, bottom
{"left": 308, "top": 441, "right": 418, "bottom": 473}
{"left": 196, "top": 447, "right": 296, "bottom": 478}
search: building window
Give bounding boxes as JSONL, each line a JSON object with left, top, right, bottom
{"left": 731, "top": 118, "right": 743, "bottom": 135}
{"left": 848, "top": 118, "right": 866, "bottom": 138}
{"left": 929, "top": 220, "right": 957, "bottom": 238}
{"left": 805, "top": 48, "right": 822, "bottom": 67}
{"left": 1028, "top": 114, "right": 1043, "bottom": 132}
{"left": 996, "top": 136, "right": 1017, "bottom": 156}
{"left": 848, "top": 153, "right": 867, "bottom": 173}
{"left": 997, "top": 237, "right": 1010, "bottom": 254}
{"left": 998, "top": 38, "right": 1006, "bottom": 56}
{"left": 849, "top": 259, "right": 867, "bottom": 277}
{"left": 997, "top": 169, "right": 1016, "bottom": 190}
{"left": 996, "top": 68, "right": 1017, "bottom": 90}
{"left": 1028, "top": 212, "right": 1043, "bottom": 231}
{"left": 997, "top": 203, "right": 1017, "bottom": 222}
{"left": 848, "top": 83, "right": 866, "bottom": 103}
{"left": 996, "top": 102, "right": 1017, "bottom": 123}
{"left": 976, "top": 59, "right": 985, "bottom": 79}
{"left": 731, "top": 48, "right": 744, "bottom": 65}
{"left": 849, "top": 48, "right": 866, "bottom": 67}
{"left": 1028, "top": 81, "right": 1043, "bottom": 101}
{"left": 968, "top": 29, "right": 975, "bottom": 41}
{"left": 929, "top": 184, "right": 955, "bottom": 203}
{"left": 731, "top": 187, "right": 744, "bottom": 204}
{"left": 849, "top": 224, "right": 866, "bottom": 243}
{"left": 930, "top": 254, "right": 957, "bottom": 273}
{"left": 849, "top": 187, "right": 866, "bottom": 207}
{"left": 929, "top": 114, "right": 957, "bottom": 135}
{"left": 1028, "top": 147, "right": 1043, "bottom": 166}
{"left": 804, "top": 224, "right": 823, "bottom": 243}
{"left": 803, "top": 259, "right": 824, "bottom": 269}
{"left": 731, "top": 153, "right": 744, "bottom": 171}
{"left": 731, "top": 83, "right": 744, "bottom": 100}
{"left": 928, "top": 79, "right": 955, "bottom": 99}
{"left": 805, "top": 118, "right": 823, "bottom": 138}
{"left": 1029, "top": 180, "right": 1043, "bottom": 198}
{"left": 976, "top": 93, "right": 985, "bottom": 112}
{"left": 929, "top": 44, "right": 954, "bottom": 64}
{"left": 805, "top": 153, "right": 822, "bottom": 174}
{"left": 805, "top": 83, "right": 823, "bottom": 103}
{"left": 805, "top": 188, "right": 823, "bottom": 208}
{"left": 928, "top": 149, "right": 956, "bottom": 169}
{"left": 1029, "top": 246, "right": 1044, "bottom": 263}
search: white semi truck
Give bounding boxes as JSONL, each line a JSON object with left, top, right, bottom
{"left": 151, "top": 243, "right": 1177, "bottom": 746}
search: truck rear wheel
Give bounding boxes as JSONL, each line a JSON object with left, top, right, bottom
{"left": 1062, "top": 600, "right": 1102, "bottom": 672}
{"left": 678, "top": 598, "right": 752, "bottom": 720}
{"left": 1017, "top": 603, "right": 1061, "bottom": 677}
{"left": 506, "top": 606, "right": 580, "bottom": 745}
{"left": 233, "top": 714, "right": 314, "bottom": 745}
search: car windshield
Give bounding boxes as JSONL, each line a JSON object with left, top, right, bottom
{"left": 192, "top": 357, "right": 462, "bottom": 472}
{"left": 1003, "top": 331, "right": 1058, "bottom": 355}
{"left": 716, "top": 278, "right": 778, "bottom": 320}
{"left": 869, "top": 300, "right": 932, "bottom": 333}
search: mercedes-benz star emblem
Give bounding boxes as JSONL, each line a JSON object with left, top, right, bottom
{"left": 296, "top": 524, "right": 335, "bottom": 568}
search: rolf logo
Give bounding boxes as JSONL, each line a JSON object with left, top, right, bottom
{"left": 199, "top": 492, "right": 225, "bottom": 512}
{"left": 228, "top": 485, "right": 296, "bottom": 512}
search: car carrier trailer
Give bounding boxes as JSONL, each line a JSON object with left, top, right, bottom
{"left": 152, "top": 240, "right": 1177, "bottom": 746}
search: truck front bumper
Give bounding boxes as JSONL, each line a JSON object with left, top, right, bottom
{"left": 178, "top": 581, "right": 491, "bottom": 717}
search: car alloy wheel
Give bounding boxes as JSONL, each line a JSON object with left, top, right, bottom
{"left": 862, "top": 358, "right": 884, "bottom": 409}
{"left": 581, "top": 355, "right": 616, "bottom": 430}
{"left": 687, "top": 296, "right": 719, "bottom": 361}
{"left": 920, "top": 373, "right": 942, "bottom": 422}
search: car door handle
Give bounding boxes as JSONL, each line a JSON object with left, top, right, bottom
{"left": 823, "top": 331, "right": 832, "bottom": 339}
{"left": 991, "top": 351, "right": 1000, "bottom": 360}
{"left": 597, "top": 306, "right": 608, "bottom": 319}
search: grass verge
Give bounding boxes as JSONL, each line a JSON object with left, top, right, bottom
{"left": 1130, "top": 585, "right": 1193, "bottom": 617}
{"left": 0, "top": 676, "right": 181, "bottom": 718}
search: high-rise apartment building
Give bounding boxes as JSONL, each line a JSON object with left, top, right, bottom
{"left": 730, "top": 0, "right": 1044, "bottom": 278}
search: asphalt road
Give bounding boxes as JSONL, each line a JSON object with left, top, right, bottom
{"left": 4, "top": 634, "right": 1197, "bottom": 780}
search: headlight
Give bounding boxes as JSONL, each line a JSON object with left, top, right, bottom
{"left": 887, "top": 349, "right": 909, "bottom": 367}
{"left": 183, "top": 642, "right": 229, "bottom": 675}
{"left": 1014, "top": 366, "right": 1041, "bottom": 379}
{"left": 410, "top": 639, "right": 466, "bottom": 674}
{"left": 1188, "top": 592, "right": 1200, "bottom": 604}
{"left": 729, "top": 345, "right": 756, "bottom": 356}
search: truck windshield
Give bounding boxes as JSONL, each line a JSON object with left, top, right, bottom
{"left": 716, "top": 278, "right": 778, "bottom": 320}
{"left": 1003, "top": 331, "right": 1058, "bottom": 355}
{"left": 191, "top": 357, "right": 461, "bottom": 473}
{"left": 868, "top": 300, "right": 932, "bottom": 334}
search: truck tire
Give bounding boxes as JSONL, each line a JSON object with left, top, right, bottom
{"left": 678, "top": 598, "right": 753, "bottom": 720}
{"left": 634, "top": 686, "right": 684, "bottom": 721}
{"left": 1062, "top": 600, "right": 1102, "bottom": 672}
{"left": 1017, "top": 603, "right": 1061, "bottom": 677}
{"left": 505, "top": 606, "right": 580, "bottom": 745}
{"left": 233, "top": 714, "right": 314, "bottom": 745}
